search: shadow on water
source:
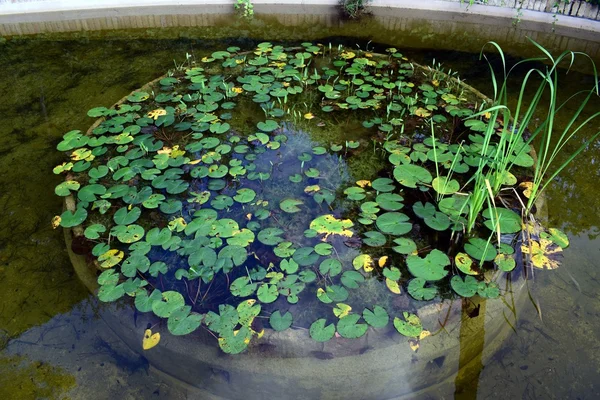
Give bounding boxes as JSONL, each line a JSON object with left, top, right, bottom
{"left": 0, "top": 13, "right": 599, "bottom": 399}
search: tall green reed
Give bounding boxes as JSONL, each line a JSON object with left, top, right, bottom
{"left": 463, "top": 38, "right": 599, "bottom": 234}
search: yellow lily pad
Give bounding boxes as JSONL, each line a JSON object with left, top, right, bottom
{"left": 521, "top": 238, "right": 562, "bottom": 270}
{"left": 142, "top": 329, "right": 160, "bottom": 350}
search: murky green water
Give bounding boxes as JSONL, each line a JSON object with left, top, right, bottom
{"left": 0, "top": 14, "right": 599, "bottom": 399}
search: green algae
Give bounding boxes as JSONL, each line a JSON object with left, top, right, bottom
{"left": 0, "top": 354, "right": 76, "bottom": 400}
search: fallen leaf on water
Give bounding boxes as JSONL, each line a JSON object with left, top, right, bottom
{"left": 147, "top": 109, "right": 167, "bottom": 120}
{"left": 143, "top": 329, "right": 160, "bottom": 350}
{"left": 51, "top": 216, "right": 61, "bottom": 229}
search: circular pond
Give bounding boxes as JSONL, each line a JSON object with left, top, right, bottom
{"left": 57, "top": 42, "right": 570, "bottom": 398}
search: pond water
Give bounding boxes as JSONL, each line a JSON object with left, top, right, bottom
{"left": 1, "top": 14, "right": 599, "bottom": 399}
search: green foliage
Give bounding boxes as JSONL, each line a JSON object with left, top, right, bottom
{"left": 53, "top": 41, "right": 578, "bottom": 355}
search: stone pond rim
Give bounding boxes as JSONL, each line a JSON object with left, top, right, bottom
{"left": 61, "top": 58, "right": 533, "bottom": 399}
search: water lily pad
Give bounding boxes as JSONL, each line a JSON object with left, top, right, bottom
{"left": 450, "top": 275, "right": 479, "bottom": 297}
{"left": 521, "top": 238, "right": 562, "bottom": 270}
{"left": 319, "top": 259, "right": 342, "bottom": 277}
{"left": 432, "top": 176, "right": 460, "bottom": 195}
{"left": 84, "top": 223, "right": 106, "bottom": 239}
{"left": 257, "top": 228, "right": 284, "bottom": 245}
{"left": 376, "top": 212, "right": 412, "bottom": 236}
{"left": 363, "top": 231, "right": 387, "bottom": 247}
{"left": 168, "top": 308, "right": 202, "bottom": 335}
{"left": 340, "top": 270, "right": 365, "bottom": 289}
{"left": 309, "top": 215, "right": 353, "bottom": 238}
{"left": 464, "top": 238, "right": 497, "bottom": 262}
{"left": 280, "top": 198, "right": 303, "bottom": 213}
{"left": 483, "top": 207, "right": 521, "bottom": 233}
{"left": 393, "top": 164, "right": 432, "bottom": 188}
{"left": 152, "top": 291, "right": 185, "bottom": 318}
{"left": 455, "top": 252, "right": 478, "bottom": 275}
{"left": 292, "top": 247, "right": 319, "bottom": 266}
{"left": 60, "top": 207, "right": 87, "bottom": 227}
{"left": 233, "top": 188, "right": 256, "bottom": 204}
{"left": 362, "top": 306, "right": 389, "bottom": 328}
{"left": 392, "top": 238, "right": 417, "bottom": 255}
{"left": 269, "top": 311, "right": 293, "bottom": 331}
{"left": 309, "top": 319, "right": 335, "bottom": 342}
{"left": 55, "top": 180, "right": 80, "bottom": 196}
{"left": 257, "top": 283, "right": 279, "bottom": 303}
{"left": 337, "top": 314, "right": 368, "bottom": 339}
{"left": 113, "top": 206, "right": 141, "bottom": 225}
{"left": 406, "top": 249, "right": 450, "bottom": 281}
{"left": 393, "top": 312, "right": 423, "bottom": 337}
{"left": 407, "top": 278, "right": 437, "bottom": 300}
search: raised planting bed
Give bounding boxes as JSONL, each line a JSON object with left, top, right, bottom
{"left": 56, "top": 42, "right": 573, "bottom": 398}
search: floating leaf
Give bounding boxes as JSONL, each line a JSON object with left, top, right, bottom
{"left": 333, "top": 303, "right": 352, "bottom": 318}
{"left": 168, "top": 308, "right": 202, "bottom": 335}
{"left": 376, "top": 212, "right": 412, "bottom": 236}
{"left": 257, "top": 228, "right": 284, "bottom": 245}
{"left": 319, "top": 258, "right": 342, "bottom": 277}
{"left": 407, "top": 278, "right": 437, "bottom": 300}
{"left": 450, "top": 275, "right": 479, "bottom": 297}
{"left": 482, "top": 207, "right": 521, "bottom": 234}
{"left": 464, "top": 238, "right": 497, "bottom": 262}
{"left": 337, "top": 314, "right": 368, "bottom": 339}
{"left": 340, "top": 270, "right": 365, "bottom": 289}
{"left": 494, "top": 253, "right": 516, "bottom": 272}
{"left": 142, "top": 329, "right": 160, "bottom": 350}
{"left": 393, "top": 164, "right": 432, "bottom": 188}
{"left": 269, "top": 311, "right": 293, "bottom": 331}
{"left": 309, "top": 215, "right": 353, "bottom": 238}
{"left": 352, "top": 254, "right": 374, "bottom": 272}
{"left": 521, "top": 238, "right": 562, "bottom": 270}
{"left": 455, "top": 252, "right": 478, "bottom": 275}
{"left": 406, "top": 249, "right": 450, "bottom": 281}
{"left": 280, "top": 198, "right": 303, "bottom": 213}
{"left": 363, "top": 306, "right": 389, "bottom": 328}
{"left": 394, "top": 312, "right": 423, "bottom": 337}
{"left": 309, "top": 319, "right": 335, "bottom": 342}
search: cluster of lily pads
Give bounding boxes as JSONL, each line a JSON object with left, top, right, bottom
{"left": 54, "top": 42, "right": 568, "bottom": 354}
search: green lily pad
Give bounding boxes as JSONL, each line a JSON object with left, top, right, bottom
{"left": 113, "top": 206, "right": 141, "bottom": 225}
{"left": 309, "top": 319, "right": 336, "bottom": 342}
{"left": 168, "top": 307, "right": 202, "bottom": 335}
{"left": 84, "top": 224, "right": 106, "bottom": 239}
{"left": 257, "top": 228, "right": 284, "bottom": 245}
{"left": 482, "top": 207, "right": 521, "bottom": 233}
{"left": 362, "top": 306, "right": 389, "bottom": 328}
{"left": 280, "top": 198, "right": 303, "bottom": 213}
{"left": 337, "top": 314, "right": 368, "bottom": 339}
{"left": 393, "top": 164, "right": 433, "bottom": 188}
{"left": 233, "top": 188, "right": 256, "bottom": 204}
{"left": 319, "top": 259, "right": 342, "bottom": 277}
{"left": 55, "top": 180, "right": 80, "bottom": 196}
{"left": 257, "top": 283, "right": 279, "bottom": 303}
{"left": 450, "top": 275, "right": 479, "bottom": 297}
{"left": 407, "top": 278, "right": 437, "bottom": 300}
{"left": 376, "top": 212, "right": 412, "bottom": 236}
{"left": 393, "top": 312, "right": 423, "bottom": 337}
{"left": 464, "top": 238, "right": 497, "bottom": 262}
{"left": 269, "top": 310, "right": 293, "bottom": 331}
{"left": 406, "top": 249, "right": 450, "bottom": 281}
{"left": 455, "top": 252, "right": 478, "bottom": 275}
{"left": 363, "top": 231, "right": 387, "bottom": 247}
{"left": 152, "top": 291, "right": 185, "bottom": 318}
{"left": 60, "top": 208, "right": 88, "bottom": 228}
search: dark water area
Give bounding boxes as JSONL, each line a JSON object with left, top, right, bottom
{"left": 0, "top": 14, "right": 599, "bottom": 399}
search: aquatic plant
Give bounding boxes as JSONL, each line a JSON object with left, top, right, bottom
{"left": 234, "top": 0, "right": 254, "bottom": 19}
{"left": 54, "top": 41, "right": 578, "bottom": 354}
{"left": 339, "top": 0, "right": 371, "bottom": 19}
